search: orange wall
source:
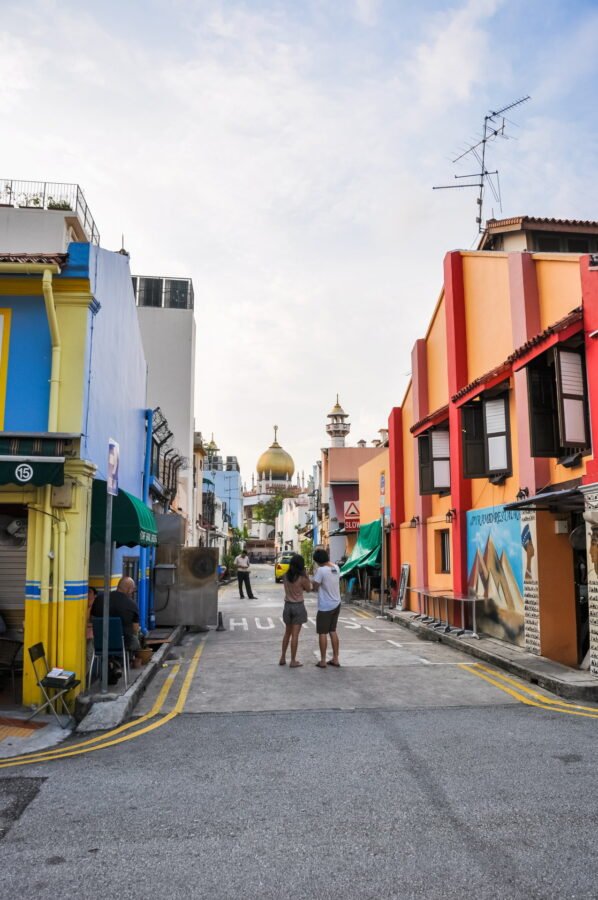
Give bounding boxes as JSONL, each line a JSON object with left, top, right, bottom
{"left": 425, "top": 519, "right": 453, "bottom": 591}
{"left": 401, "top": 384, "right": 415, "bottom": 525}
{"left": 535, "top": 255, "right": 582, "bottom": 332}
{"left": 536, "top": 511, "right": 578, "bottom": 666}
{"left": 462, "top": 253, "right": 512, "bottom": 382}
{"left": 358, "top": 449, "right": 389, "bottom": 525}
{"left": 399, "top": 524, "right": 418, "bottom": 610}
{"left": 426, "top": 298, "right": 449, "bottom": 413}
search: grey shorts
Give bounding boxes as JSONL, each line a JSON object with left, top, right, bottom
{"left": 283, "top": 601, "right": 308, "bottom": 626}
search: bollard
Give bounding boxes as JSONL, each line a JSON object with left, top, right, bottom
{"left": 216, "top": 611, "right": 226, "bottom": 632}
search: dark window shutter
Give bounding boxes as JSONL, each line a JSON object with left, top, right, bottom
{"left": 555, "top": 348, "right": 590, "bottom": 449}
{"left": 418, "top": 434, "right": 434, "bottom": 494}
{"left": 462, "top": 404, "right": 486, "bottom": 478}
{"left": 527, "top": 358, "right": 558, "bottom": 457}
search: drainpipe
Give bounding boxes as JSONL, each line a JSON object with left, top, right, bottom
{"left": 138, "top": 408, "right": 154, "bottom": 632}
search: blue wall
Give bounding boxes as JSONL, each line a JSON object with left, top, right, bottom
{"left": 3, "top": 296, "right": 51, "bottom": 430}
{"left": 83, "top": 246, "right": 147, "bottom": 501}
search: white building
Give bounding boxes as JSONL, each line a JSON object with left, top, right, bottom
{"left": 275, "top": 494, "right": 311, "bottom": 554}
{"left": 134, "top": 275, "right": 197, "bottom": 545}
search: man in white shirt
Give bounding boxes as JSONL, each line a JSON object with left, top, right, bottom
{"left": 311, "top": 547, "right": 341, "bottom": 668}
{"left": 234, "top": 550, "right": 256, "bottom": 599}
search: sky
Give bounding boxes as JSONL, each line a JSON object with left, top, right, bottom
{"left": 1, "top": 0, "right": 597, "bottom": 485}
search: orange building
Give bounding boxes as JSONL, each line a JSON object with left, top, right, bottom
{"left": 388, "top": 217, "right": 598, "bottom": 674}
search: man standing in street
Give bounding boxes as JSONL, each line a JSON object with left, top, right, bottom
{"left": 235, "top": 549, "right": 256, "bottom": 599}
{"left": 312, "top": 548, "right": 341, "bottom": 668}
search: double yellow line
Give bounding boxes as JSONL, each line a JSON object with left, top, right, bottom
{"left": 462, "top": 662, "right": 598, "bottom": 719}
{"left": 353, "top": 609, "right": 375, "bottom": 620}
{"left": 0, "top": 642, "right": 205, "bottom": 769}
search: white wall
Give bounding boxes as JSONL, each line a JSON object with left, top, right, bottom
{"left": 0, "top": 208, "right": 82, "bottom": 252}
{"left": 138, "top": 307, "right": 196, "bottom": 543}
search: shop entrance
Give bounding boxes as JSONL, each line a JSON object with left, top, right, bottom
{"left": 570, "top": 512, "right": 589, "bottom": 664}
{"left": 0, "top": 505, "right": 27, "bottom": 638}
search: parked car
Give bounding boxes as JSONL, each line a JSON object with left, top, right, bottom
{"left": 274, "top": 551, "right": 295, "bottom": 583}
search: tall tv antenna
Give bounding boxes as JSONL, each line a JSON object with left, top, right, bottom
{"left": 433, "top": 95, "right": 531, "bottom": 232}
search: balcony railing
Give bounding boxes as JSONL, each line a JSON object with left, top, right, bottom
{"left": 0, "top": 179, "right": 100, "bottom": 245}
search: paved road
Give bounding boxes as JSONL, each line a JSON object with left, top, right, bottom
{"left": 1, "top": 565, "right": 598, "bottom": 899}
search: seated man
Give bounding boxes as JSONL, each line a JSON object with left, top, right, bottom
{"left": 92, "top": 576, "right": 141, "bottom": 652}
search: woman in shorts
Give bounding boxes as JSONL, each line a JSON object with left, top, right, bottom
{"left": 279, "top": 554, "right": 311, "bottom": 668}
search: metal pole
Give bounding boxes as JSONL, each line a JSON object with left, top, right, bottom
{"left": 101, "top": 492, "right": 113, "bottom": 694}
{"left": 380, "top": 514, "right": 385, "bottom": 613}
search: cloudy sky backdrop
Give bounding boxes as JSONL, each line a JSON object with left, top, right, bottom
{"left": 1, "top": 0, "right": 597, "bottom": 483}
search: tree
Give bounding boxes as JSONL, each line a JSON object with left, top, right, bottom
{"left": 253, "top": 493, "right": 286, "bottom": 526}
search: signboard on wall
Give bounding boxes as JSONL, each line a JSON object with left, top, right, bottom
{"left": 344, "top": 500, "right": 360, "bottom": 532}
{"left": 107, "top": 438, "right": 120, "bottom": 497}
{"left": 397, "top": 563, "right": 410, "bottom": 610}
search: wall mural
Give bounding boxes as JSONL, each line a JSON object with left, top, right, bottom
{"left": 466, "top": 504, "right": 527, "bottom": 646}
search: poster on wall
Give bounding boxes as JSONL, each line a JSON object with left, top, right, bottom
{"left": 466, "top": 505, "right": 526, "bottom": 647}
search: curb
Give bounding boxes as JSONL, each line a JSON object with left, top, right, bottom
{"left": 75, "top": 625, "right": 186, "bottom": 734}
{"left": 377, "top": 607, "right": 598, "bottom": 702}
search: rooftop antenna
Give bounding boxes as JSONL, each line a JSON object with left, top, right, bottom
{"left": 433, "top": 95, "right": 531, "bottom": 233}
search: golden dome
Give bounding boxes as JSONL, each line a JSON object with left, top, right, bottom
{"left": 257, "top": 426, "right": 295, "bottom": 481}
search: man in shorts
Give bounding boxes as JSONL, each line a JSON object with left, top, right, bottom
{"left": 312, "top": 547, "right": 341, "bottom": 668}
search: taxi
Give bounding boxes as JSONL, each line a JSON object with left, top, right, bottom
{"left": 274, "top": 551, "right": 295, "bottom": 583}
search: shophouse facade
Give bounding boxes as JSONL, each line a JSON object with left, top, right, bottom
{"left": 388, "top": 217, "right": 598, "bottom": 674}
{"left": 0, "top": 185, "right": 156, "bottom": 704}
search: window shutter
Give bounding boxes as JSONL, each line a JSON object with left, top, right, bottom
{"left": 462, "top": 404, "right": 486, "bottom": 478}
{"left": 418, "top": 434, "right": 434, "bottom": 494}
{"left": 484, "top": 397, "right": 509, "bottom": 473}
{"left": 527, "top": 359, "right": 559, "bottom": 457}
{"left": 555, "top": 349, "right": 589, "bottom": 448}
{"left": 431, "top": 429, "right": 450, "bottom": 490}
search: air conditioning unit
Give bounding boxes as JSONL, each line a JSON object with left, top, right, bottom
{"left": 154, "top": 546, "right": 218, "bottom": 629}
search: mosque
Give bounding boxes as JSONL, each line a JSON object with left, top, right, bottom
{"left": 242, "top": 426, "right": 306, "bottom": 560}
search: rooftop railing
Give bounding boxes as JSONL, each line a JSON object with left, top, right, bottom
{"left": 0, "top": 179, "right": 100, "bottom": 245}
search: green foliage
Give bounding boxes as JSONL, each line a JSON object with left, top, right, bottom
{"left": 300, "top": 538, "right": 314, "bottom": 573}
{"left": 253, "top": 493, "right": 285, "bottom": 526}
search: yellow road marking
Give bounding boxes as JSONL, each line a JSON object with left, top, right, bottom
{"left": 0, "top": 641, "right": 205, "bottom": 769}
{"left": 354, "top": 609, "right": 374, "bottom": 619}
{"left": 0, "top": 663, "right": 181, "bottom": 767}
{"left": 473, "top": 663, "right": 598, "bottom": 713}
{"left": 461, "top": 664, "right": 598, "bottom": 719}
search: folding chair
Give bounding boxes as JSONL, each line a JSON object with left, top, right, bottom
{"left": 26, "top": 643, "right": 80, "bottom": 728}
{"left": 89, "top": 617, "right": 129, "bottom": 690}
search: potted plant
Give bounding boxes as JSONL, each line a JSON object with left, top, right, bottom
{"left": 135, "top": 632, "right": 153, "bottom": 666}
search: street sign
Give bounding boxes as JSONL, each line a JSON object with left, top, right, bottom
{"left": 344, "top": 500, "right": 360, "bottom": 532}
{"left": 107, "top": 438, "right": 120, "bottom": 496}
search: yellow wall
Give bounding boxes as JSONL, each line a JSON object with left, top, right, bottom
{"left": 54, "top": 291, "right": 94, "bottom": 433}
{"left": 462, "top": 253, "right": 512, "bottom": 382}
{"left": 400, "top": 525, "right": 418, "bottom": 610}
{"left": 426, "top": 298, "right": 449, "bottom": 413}
{"left": 535, "top": 255, "right": 582, "bottom": 332}
{"left": 358, "top": 449, "right": 389, "bottom": 525}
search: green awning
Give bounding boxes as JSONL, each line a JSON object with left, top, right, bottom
{"left": 0, "top": 457, "right": 64, "bottom": 487}
{"left": 340, "top": 519, "right": 382, "bottom": 576}
{"left": 91, "top": 479, "right": 158, "bottom": 547}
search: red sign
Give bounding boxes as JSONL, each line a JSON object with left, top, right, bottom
{"left": 344, "top": 500, "right": 360, "bottom": 531}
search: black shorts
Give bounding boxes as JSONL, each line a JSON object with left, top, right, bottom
{"left": 316, "top": 604, "right": 341, "bottom": 634}
{"left": 282, "top": 601, "right": 308, "bottom": 626}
